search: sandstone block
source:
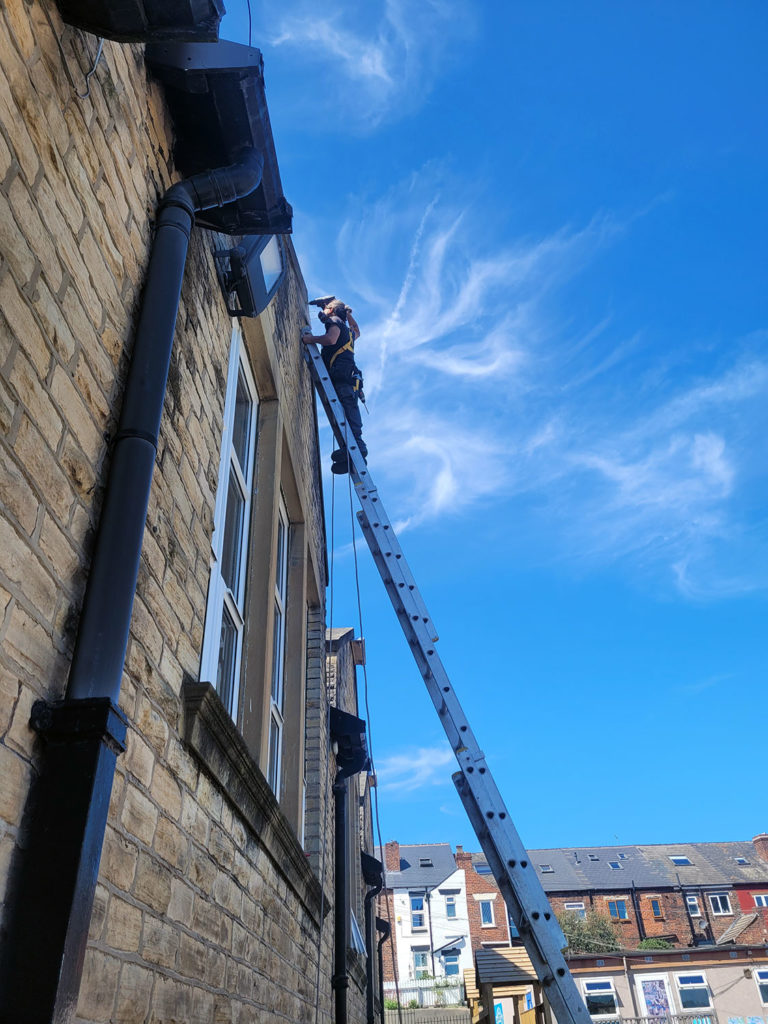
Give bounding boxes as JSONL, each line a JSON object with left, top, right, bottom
{"left": 142, "top": 913, "right": 179, "bottom": 968}
{"left": 154, "top": 814, "right": 189, "bottom": 871}
{"left": 121, "top": 782, "right": 158, "bottom": 845}
{"left": 133, "top": 851, "right": 171, "bottom": 913}
{"left": 76, "top": 948, "right": 120, "bottom": 1020}
{"left": 114, "top": 961, "right": 154, "bottom": 1023}
{"left": 167, "top": 877, "right": 194, "bottom": 927}
{"left": 101, "top": 825, "right": 139, "bottom": 891}
{"left": 105, "top": 894, "right": 142, "bottom": 951}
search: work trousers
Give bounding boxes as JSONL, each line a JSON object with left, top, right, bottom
{"left": 331, "top": 364, "right": 367, "bottom": 459}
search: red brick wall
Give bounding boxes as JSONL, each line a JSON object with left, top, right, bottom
{"left": 376, "top": 890, "right": 400, "bottom": 984}
{"left": 456, "top": 851, "right": 510, "bottom": 953}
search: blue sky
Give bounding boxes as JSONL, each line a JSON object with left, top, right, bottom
{"left": 221, "top": 2, "right": 768, "bottom": 852}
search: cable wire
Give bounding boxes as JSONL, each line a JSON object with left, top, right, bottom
{"left": 344, "top": 469, "right": 403, "bottom": 1024}
{"left": 245, "top": 0, "right": 253, "bottom": 46}
{"left": 77, "top": 37, "right": 104, "bottom": 99}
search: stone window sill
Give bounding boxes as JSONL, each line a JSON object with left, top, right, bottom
{"left": 183, "top": 680, "right": 328, "bottom": 924}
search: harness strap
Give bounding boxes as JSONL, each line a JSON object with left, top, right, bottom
{"left": 329, "top": 338, "right": 355, "bottom": 368}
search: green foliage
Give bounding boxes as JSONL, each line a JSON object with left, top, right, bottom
{"left": 558, "top": 910, "right": 622, "bottom": 954}
{"left": 384, "top": 999, "right": 399, "bottom": 1009}
{"left": 408, "top": 999, "right": 419, "bottom": 1009}
{"left": 637, "top": 937, "right": 674, "bottom": 950}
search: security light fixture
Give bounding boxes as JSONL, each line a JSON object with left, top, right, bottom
{"left": 214, "top": 235, "right": 284, "bottom": 317}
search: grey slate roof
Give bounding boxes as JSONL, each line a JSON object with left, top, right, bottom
{"left": 470, "top": 842, "right": 768, "bottom": 892}
{"left": 377, "top": 843, "right": 458, "bottom": 890}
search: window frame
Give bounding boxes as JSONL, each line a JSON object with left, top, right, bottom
{"left": 649, "top": 898, "right": 663, "bottom": 919}
{"left": 410, "top": 893, "right": 426, "bottom": 930}
{"left": 540, "top": 864, "right": 554, "bottom": 873}
{"left": 685, "top": 894, "right": 701, "bottom": 917}
{"left": 564, "top": 901, "right": 587, "bottom": 919}
{"left": 266, "top": 493, "right": 289, "bottom": 795}
{"left": 582, "top": 978, "right": 618, "bottom": 1018}
{"left": 443, "top": 952, "right": 460, "bottom": 977}
{"left": 608, "top": 899, "right": 628, "bottom": 920}
{"left": 445, "top": 894, "right": 457, "bottom": 919}
{"left": 413, "top": 949, "right": 429, "bottom": 980}
{"left": 200, "top": 327, "right": 259, "bottom": 722}
{"left": 755, "top": 968, "right": 768, "bottom": 1005}
{"left": 479, "top": 899, "right": 495, "bottom": 927}
{"left": 608, "top": 861, "right": 622, "bottom": 870}
{"left": 675, "top": 972, "right": 712, "bottom": 1010}
{"left": 669, "top": 855, "right": 693, "bottom": 866}
{"left": 754, "top": 894, "right": 768, "bottom": 908}
{"left": 708, "top": 892, "right": 732, "bottom": 916}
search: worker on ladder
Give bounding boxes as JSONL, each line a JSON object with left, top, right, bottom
{"left": 301, "top": 297, "right": 367, "bottom": 473}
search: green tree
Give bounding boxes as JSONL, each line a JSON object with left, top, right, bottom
{"left": 557, "top": 910, "right": 621, "bottom": 954}
{"left": 637, "top": 937, "right": 674, "bottom": 950}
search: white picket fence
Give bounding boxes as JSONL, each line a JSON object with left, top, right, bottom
{"left": 384, "top": 977, "right": 465, "bottom": 1008}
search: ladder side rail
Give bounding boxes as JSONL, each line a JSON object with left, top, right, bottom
{"left": 454, "top": 773, "right": 590, "bottom": 1024}
{"left": 305, "top": 341, "right": 590, "bottom": 1024}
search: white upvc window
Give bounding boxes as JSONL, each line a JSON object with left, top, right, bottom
{"left": 754, "top": 894, "right": 768, "bottom": 907}
{"left": 480, "top": 899, "right": 495, "bottom": 926}
{"left": 267, "top": 495, "right": 289, "bottom": 794}
{"left": 413, "top": 950, "right": 429, "bottom": 979}
{"left": 443, "top": 951, "right": 460, "bottom": 977}
{"left": 582, "top": 979, "right": 618, "bottom": 1017}
{"left": 445, "top": 895, "right": 457, "bottom": 918}
{"left": 755, "top": 969, "right": 768, "bottom": 1005}
{"left": 410, "top": 894, "right": 426, "bottom": 930}
{"left": 708, "top": 892, "right": 732, "bottom": 916}
{"left": 675, "top": 972, "right": 711, "bottom": 1010}
{"left": 200, "top": 329, "right": 258, "bottom": 720}
{"left": 686, "top": 894, "right": 701, "bottom": 917}
{"left": 564, "top": 902, "right": 587, "bottom": 919}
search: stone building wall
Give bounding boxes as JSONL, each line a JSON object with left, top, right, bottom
{"left": 0, "top": 3, "right": 348, "bottom": 1022}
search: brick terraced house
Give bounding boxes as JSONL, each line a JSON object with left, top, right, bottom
{"left": 0, "top": 2, "right": 381, "bottom": 1021}
{"left": 378, "top": 836, "right": 768, "bottom": 1003}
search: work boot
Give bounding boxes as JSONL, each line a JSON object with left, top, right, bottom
{"left": 331, "top": 448, "right": 347, "bottom": 462}
{"left": 330, "top": 461, "right": 349, "bottom": 475}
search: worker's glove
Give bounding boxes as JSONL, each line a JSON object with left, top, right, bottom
{"left": 300, "top": 326, "right": 312, "bottom": 340}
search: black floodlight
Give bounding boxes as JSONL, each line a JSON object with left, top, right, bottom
{"left": 145, "top": 41, "right": 292, "bottom": 236}
{"left": 214, "top": 235, "right": 284, "bottom": 317}
{"left": 329, "top": 707, "right": 370, "bottom": 779}
{"left": 55, "top": 0, "right": 224, "bottom": 42}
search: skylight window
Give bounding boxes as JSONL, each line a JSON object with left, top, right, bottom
{"left": 588, "top": 854, "right": 599, "bottom": 862}
{"left": 669, "top": 855, "right": 692, "bottom": 866}
{"left": 475, "top": 862, "right": 492, "bottom": 874}
{"left": 419, "top": 858, "right": 433, "bottom": 868}
{"left": 608, "top": 861, "right": 622, "bottom": 870}
{"left": 540, "top": 864, "right": 554, "bottom": 873}
{"left": 735, "top": 857, "right": 750, "bottom": 865}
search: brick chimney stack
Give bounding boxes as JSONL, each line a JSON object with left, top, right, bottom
{"left": 455, "top": 848, "right": 472, "bottom": 870}
{"left": 384, "top": 841, "right": 401, "bottom": 873}
{"left": 753, "top": 834, "right": 768, "bottom": 862}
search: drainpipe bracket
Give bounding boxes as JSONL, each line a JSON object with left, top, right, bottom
{"left": 31, "top": 697, "right": 128, "bottom": 756}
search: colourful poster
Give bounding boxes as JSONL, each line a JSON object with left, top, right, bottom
{"left": 641, "top": 979, "right": 671, "bottom": 1016}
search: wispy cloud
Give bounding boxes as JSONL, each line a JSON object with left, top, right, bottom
{"left": 377, "top": 745, "right": 455, "bottom": 794}
{"left": 265, "top": 0, "right": 474, "bottom": 129}
{"left": 309, "top": 167, "right": 768, "bottom": 595}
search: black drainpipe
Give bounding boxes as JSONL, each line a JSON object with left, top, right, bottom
{"left": 362, "top": 852, "right": 384, "bottom": 1024}
{"left": 333, "top": 771, "right": 351, "bottom": 1024}
{"left": 376, "top": 916, "right": 392, "bottom": 1021}
{"left": 0, "top": 151, "right": 264, "bottom": 1024}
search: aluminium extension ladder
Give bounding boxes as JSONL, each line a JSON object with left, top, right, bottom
{"left": 303, "top": 343, "right": 591, "bottom": 1024}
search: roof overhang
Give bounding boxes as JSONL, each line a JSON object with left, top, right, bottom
{"left": 55, "top": 0, "right": 224, "bottom": 42}
{"left": 146, "top": 41, "right": 292, "bottom": 236}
